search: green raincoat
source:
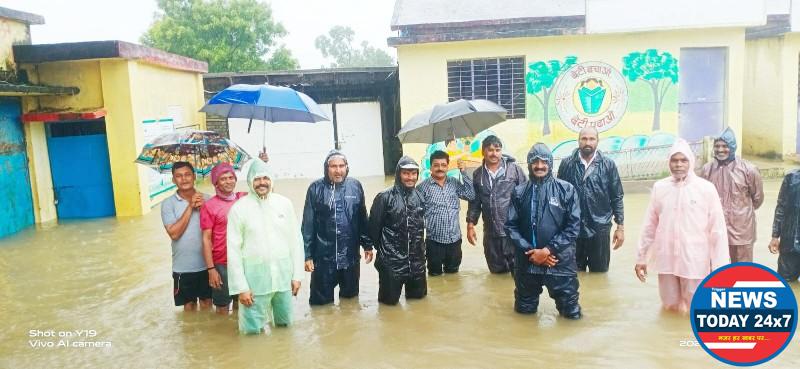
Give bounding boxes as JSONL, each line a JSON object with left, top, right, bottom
{"left": 227, "top": 160, "right": 305, "bottom": 297}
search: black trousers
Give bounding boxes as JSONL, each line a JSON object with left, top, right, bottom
{"left": 377, "top": 268, "right": 427, "bottom": 305}
{"left": 426, "top": 238, "right": 463, "bottom": 275}
{"left": 514, "top": 273, "right": 581, "bottom": 319}
{"left": 484, "top": 235, "right": 515, "bottom": 275}
{"left": 778, "top": 252, "right": 800, "bottom": 282}
{"left": 576, "top": 226, "right": 611, "bottom": 273}
{"left": 309, "top": 262, "right": 360, "bottom": 305}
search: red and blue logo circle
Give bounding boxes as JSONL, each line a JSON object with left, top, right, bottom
{"left": 691, "top": 262, "right": 797, "bottom": 366}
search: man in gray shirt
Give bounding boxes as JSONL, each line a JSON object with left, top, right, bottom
{"left": 161, "top": 161, "right": 212, "bottom": 311}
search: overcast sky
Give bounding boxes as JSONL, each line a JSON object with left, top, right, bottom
{"left": 2, "top": 0, "right": 398, "bottom": 69}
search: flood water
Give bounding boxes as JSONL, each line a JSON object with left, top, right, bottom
{"left": 1, "top": 177, "right": 798, "bottom": 368}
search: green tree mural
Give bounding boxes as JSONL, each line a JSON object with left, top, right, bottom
{"left": 526, "top": 56, "right": 577, "bottom": 135}
{"left": 622, "top": 49, "right": 678, "bottom": 131}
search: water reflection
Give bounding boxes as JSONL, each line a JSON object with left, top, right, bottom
{"left": 0, "top": 178, "right": 797, "bottom": 368}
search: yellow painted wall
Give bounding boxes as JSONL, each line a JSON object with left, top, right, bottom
{"left": 397, "top": 28, "right": 747, "bottom": 163}
{"left": 99, "top": 59, "right": 149, "bottom": 216}
{"left": 743, "top": 34, "right": 800, "bottom": 158}
{"left": 131, "top": 62, "right": 207, "bottom": 131}
{"left": 127, "top": 62, "right": 207, "bottom": 208}
{"left": 18, "top": 61, "right": 104, "bottom": 224}
{"left": 100, "top": 59, "right": 207, "bottom": 216}
{"left": 743, "top": 37, "right": 786, "bottom": 156}
{"left": 20, "top": 98, "right": 57, "bottom": 224}
{"left": 779, "top": 33, "right": 800, "bottom": 158}
{"left": 25, "top": 60, "right": 104, "bottom": 111}
{"left": 0, "top": 18, "right": 29, "bottom": 68}
{"left": 21, "top": 57, "right": 207, "bottom": 220}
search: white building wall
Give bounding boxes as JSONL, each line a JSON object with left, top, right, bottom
{"left": 586, "top": 0, "right": 766, "bottom": 34}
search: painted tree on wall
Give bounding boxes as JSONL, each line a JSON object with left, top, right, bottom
{"left": 622, "top": 49, "right": 678, "bottom": 131}
{"left": 526, "top": 56, "right": 577, "bottom": 135}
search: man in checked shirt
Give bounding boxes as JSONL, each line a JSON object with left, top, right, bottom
{"left": 418, "top": 150, "right": 476, "bottom": 276}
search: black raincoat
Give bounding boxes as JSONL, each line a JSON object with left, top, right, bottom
{"left": 506, "top": 143, "right": 582, "bottom": 318}
{"left": 772, "top": 170, "right": 800, "bottom": 254}
{"left": 302, "top": 150, "right": 373, "bottom": 269}
{"left": 467, "top": 154, "right": 527, "bottom": 273}
{"left": 467, "top": 154, "right": 527, "bottom": 236}
{"left": 302, "top": 150, "right": 374, "bottom": 305}
{"left": 368, "top": 156, "right": 427, "bottom": 278}
{"left": 506, "top": 144, "right": 582, "bottom": 277}
{"left": 556, "top": 148, "right": 624, "bottom": 237}
{"left": 771, "top": 170, "right": 800, "bottom": 280}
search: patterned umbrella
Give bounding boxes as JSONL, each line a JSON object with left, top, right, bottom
{"left": 135, "top": 130, "right": 251, "bottom": 176}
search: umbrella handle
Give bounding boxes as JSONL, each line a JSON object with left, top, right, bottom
{"left": 449, "top": 118, "right": 456, "bottom": 145}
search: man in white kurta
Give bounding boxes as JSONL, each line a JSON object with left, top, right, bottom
{"left": 227, "top": 159, "right": 304, "bottom": 334}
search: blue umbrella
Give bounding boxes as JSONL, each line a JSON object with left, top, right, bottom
{"left": 200, "top": 84, "right": 330, "bottom": 151}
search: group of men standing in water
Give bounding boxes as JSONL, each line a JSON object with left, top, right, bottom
{"left": 161, "top": 122, "right": 800, "bottom": 334}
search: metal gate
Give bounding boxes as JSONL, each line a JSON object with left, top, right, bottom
{"left": 0, "top": 97, "right": 34, "bottom": 237}
{"left": 47, "top": 119, "right": 115, "bottom": 218}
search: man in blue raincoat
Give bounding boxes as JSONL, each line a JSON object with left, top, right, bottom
{"left": 302, "top": 150, "right": 374, "bottom": 305}
{"left": 506, "top": 143, "right": 582, "bottom": 319}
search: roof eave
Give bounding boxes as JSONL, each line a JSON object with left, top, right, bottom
{"left": 0, "top": 6, "right": 44, "bottom": 25}
{"left": 389, "top": 15, "right": 585, "bottom": 46}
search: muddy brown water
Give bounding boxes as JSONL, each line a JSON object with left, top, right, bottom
{"left": 1, "top": 177, "right": 798, "bottom": 368}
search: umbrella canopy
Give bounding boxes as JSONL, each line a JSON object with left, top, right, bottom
{"left": 200, "top": 84, "right": 330, "bottom": 152}
{"left": 397, "top": 99, "right": 507, "bottom": 144}
{"left": 200, "top": 84, "right": 329, "bottom": 123}
{"left": 135, "top": 130, "right": 251, "bottom": 176}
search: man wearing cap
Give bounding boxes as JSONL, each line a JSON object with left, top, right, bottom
{"left": 200, "top": 163, "right": 248, "bottom": 314}
{"left": 369, "top": 156, "right": 428, "bottom": 305}
{"left": 302, "top": 150, "right": 374, "bottom": 306}
{"left": 506, "top": 143, "right": 582, "bottom": 319}
{"left": 227, "top": 160, "right": 304, "bottom": 334}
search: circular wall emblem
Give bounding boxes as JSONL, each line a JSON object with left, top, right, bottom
{"left": 553, "top": 61, "right": 628, "bottom": 132}
{"left": 690, "top": 263, "right": 797, "bottom": 366}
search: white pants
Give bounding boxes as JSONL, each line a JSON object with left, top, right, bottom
{"left": 658, "top": 274, "right": 702, "bottom": 312}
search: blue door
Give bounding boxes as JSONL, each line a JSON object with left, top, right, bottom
{"left": 47, "top": 120, "right": 115, "bottom": 218}
{"left": 0, "top": 97, "right": 34, "bottom": 237}
{"left": 678, "top": 47, "right": 727, "bottom": 142}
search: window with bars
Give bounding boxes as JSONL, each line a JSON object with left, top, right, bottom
{"left": 447, "top": 56, "right": 526, "bottom": 119}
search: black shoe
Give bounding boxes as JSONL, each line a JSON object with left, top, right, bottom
{"left": 561, "top": 311, "right": 582, "bottom": 320}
